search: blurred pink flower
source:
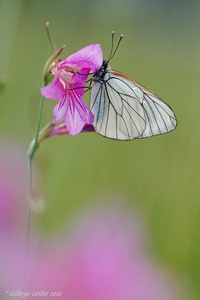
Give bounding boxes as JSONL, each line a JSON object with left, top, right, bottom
{"left": 32, "top": 210, "right": 184, "bottom": 300}
{"left": 0, "top": 145, "right": 187, "bottom": 299}
{"left": 41, "top": 44, "right": 103, "bottom": 135}
{"left": 0, "top": 143, "right": 27, "bottom": 234}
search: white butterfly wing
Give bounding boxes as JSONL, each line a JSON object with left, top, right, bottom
{"left": 139, "top": 92, "right": 177, "bottom": 138}
{"left": 125, "top": 79, "right": 177, "bottom": 138}
{"left": 90, "top": 69, "right": 177, "bottom": 140}
{"left": 90, "top": 73, "right": 146, "bottom": 140}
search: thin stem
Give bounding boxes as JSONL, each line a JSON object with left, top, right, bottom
{"left": 27, "top": 80, "right": 47, "bottom": 245}
{"left": 25, "top": 79, "right": 47, "bottom": 289}
{"left": 28, "top": 94, "right": 46, "bottom": 160}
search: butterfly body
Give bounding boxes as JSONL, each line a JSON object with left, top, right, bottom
{"left": 92, "top": 60, "right": 110, "bottom": 83}
{"left": 90, "top": 60, "right": 177, "bottom": 141}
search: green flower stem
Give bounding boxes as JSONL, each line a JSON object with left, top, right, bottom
{"left": 28, "top": 94, "right": 45, "bottom": 160}
{"left": 24, "top": 82, "right": 47, "bottom": 290}
{"left": 25, "top": 78, "right": 50, "bottom": 287}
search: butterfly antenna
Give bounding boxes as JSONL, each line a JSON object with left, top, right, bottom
{"left": 107, "top": 31, "right": 115, "bottom": 61}
{"left": 108, "top": 32, "right": 123, "bottom": 63}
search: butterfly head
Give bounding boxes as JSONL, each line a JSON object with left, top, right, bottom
{"left": 92, "top": 60, "right": 109, "bottom": 83}
{"left": 91, "top": 32, "right": 123, "bottom": 83}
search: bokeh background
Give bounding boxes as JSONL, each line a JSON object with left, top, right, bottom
{"left": 0, "top": 0, "right": 200, "bottom": 299}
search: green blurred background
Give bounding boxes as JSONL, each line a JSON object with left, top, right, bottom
{"left": 0, "top": 0, "right": 200, "bottom": 298}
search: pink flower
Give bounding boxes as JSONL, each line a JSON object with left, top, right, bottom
{"left": 0, "top": 145, "right": 188, "bottom": 299}
{"left": 0, "top": 192, "right": 187, "bottom": 299}
{"left": 0, "top": 143, "right": 28, "bottom": 234}
{"left": 41, "top": 44, "right": 103, "bottom": 136}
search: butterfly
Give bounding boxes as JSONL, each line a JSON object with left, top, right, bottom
{"left": 90, "top": 33, "right": 177, "bottom": 141}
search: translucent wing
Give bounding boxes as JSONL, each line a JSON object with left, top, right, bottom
{"left": 90, "top": 72, "right": 146, "bottom": 140}
{"left": 90, "top": 69, "right": 177, "bottom": 140}
{"left": 111, "top": 70, "right": 177, "bottom": 138}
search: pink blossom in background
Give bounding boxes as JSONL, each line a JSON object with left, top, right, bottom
{"left": 31, "top": 209, "right": 185, "bottom": 300}
{"left": 0, "top": 144, "right": 28, "bottom": 296}
{"left": 0, "top": 143, "right": 41, "bottom": 295}
{"left": 0, "top": 143, "right": 28, "bottom": 234}
{"left": 41, "top": 44, "right": 103, "bottom": 136}
{"left": 0, "top": 145, "right": 188, "bottom": 299}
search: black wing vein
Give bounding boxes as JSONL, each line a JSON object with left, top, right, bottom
{"left": 90, "top": 71, "right": 177, "bottom": 140}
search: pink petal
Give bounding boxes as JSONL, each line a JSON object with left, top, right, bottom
{"left": 74, "top": 96, "right": 94, "bottom": 124}
{"left": 65, "top": 107, "right": 85, "bottom": 136}
{"left": 61, "top": 44, "right": 103, "bottom": 73}
{"left": 70, "top": 68, "right": 90, "bottom": 94}
{"left": 40, "top": 75, "right": 65, "bottom": 100}
{"left": 52, "top": 99, "right": 67, "bottom": 124}
{"left": 48, "top": 123, "right": 95, "bottom": 137}
{"left": 65, "top": 94, "right": 94, "bottom": 136}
